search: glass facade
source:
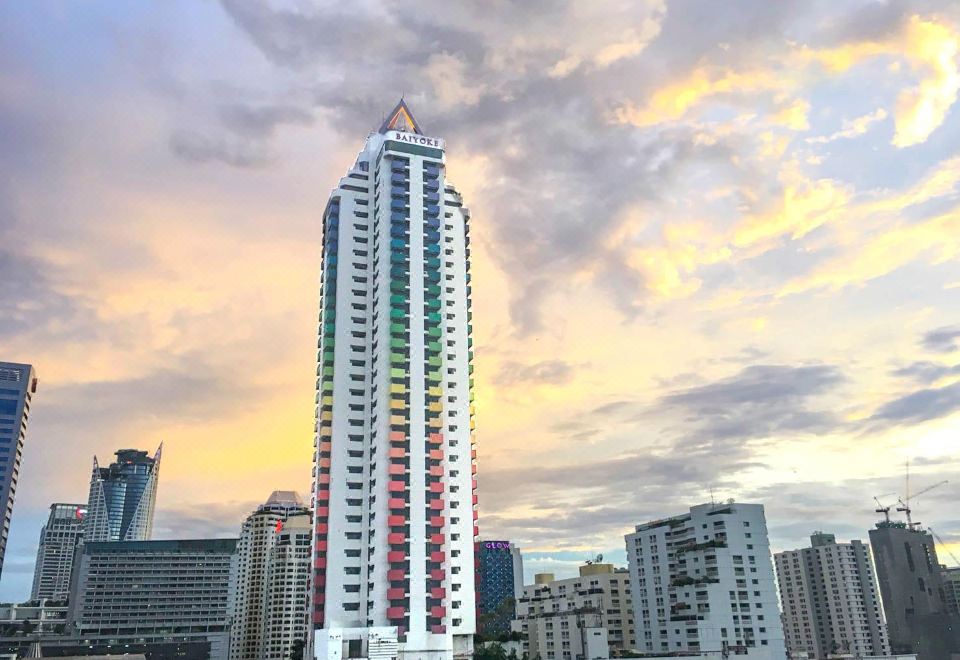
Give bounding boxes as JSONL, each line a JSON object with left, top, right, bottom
{"left": 85, "top": 446, "right": 161, "bottom": 542}
{"left": 0, "top": 362, "right": 37, "bottom": 579}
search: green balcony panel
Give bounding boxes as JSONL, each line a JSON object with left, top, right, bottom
{"left": 428, "top": 341, "right": 442, "bottom": 352}
{"left": 322, "top": 367, "right": 335, "bottom": 377}
{"left": 390, "top": 323, "right": 407, "bottom": 334}
{"left": 390, "top": 353, "right": 406, "bottom": 364}
{"left": 390, "top": 294, "right": 407, "bottom": 305}
{"left": 390, "top": 338, "right": 405, "bottom": 350}
{"left": 390, "top": 309, "right": 406, "bottom": 320}
{"left": 390, "top": 368, "right": 407, "bottom": 379}
{"left": 428, "top": 356, "right": 442, "bottom": 367}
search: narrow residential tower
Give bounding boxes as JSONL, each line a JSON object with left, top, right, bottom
{"left": 312, "top": 101, "right": 478, "bottom": 660}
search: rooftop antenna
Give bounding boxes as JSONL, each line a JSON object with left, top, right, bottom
{"left": 897, "top": 480, "right": 948, "bottom": 530}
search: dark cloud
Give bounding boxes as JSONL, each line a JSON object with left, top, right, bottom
{"left": 494, "top": 359, "right": 576, "bottom": 386}
{"left": 153, "top": 500, "right": 257, "bottom": 539}
{"left": 921, "top": 325, "right": 960, "bottom": 353}
{"left": 217, "top": 102, "right": 314, "bottom": 138}
{"left": 169, "top": 130, "right": 273, "bottom": 168}
{"left": 891, "top": 360, "right": 960, "bottom": 384}
{"left": 871, "top": 382, "right": 960, "bottom": 426}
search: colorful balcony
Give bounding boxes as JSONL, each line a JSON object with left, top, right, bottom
{"left": 429, "top": 481, "right": 444, "bottom": 493}
{"left": 430, "top": 533, "right": 444, "bottom": 545}
{"left": 430, "top": 605, "right": 446, "bottom": 618}
{"left": 389, "top": 431, "right": 406, "bottom": 442}
{"left": 387, "top": 587, "right": 406, "bottom": 600}
{"left": 430, "top": 515, "right": 445, "bottom": 527}
{"left": 387, "top": 606, "right": 407, "bottom": 619}
{"left": 387, "top": 568, "right": 406, "bottom": 581}
{"left": 387, "top": 551, "right": 406, "bottom": 563}
{"left": 388, "top": 532, "right": 406, "bottom": 545}
{"left": 389, "top": 447, "right": 406, "bottom": 459}
{"left": 388, "top": 463, "right": 406, "bottom": 475}
{"left": 430, "top": 568, "right": 445, "bottom": 581}
{"left": 429, "top": 448, "right": 444, "bottom": 461}
{"left": 430, "top": 551, "right": 446, "bottom": 563}
{"left": 429, "top": 465, "right": 444, "bottom": 477}
{"left": 388, "top": 480, "right": 407, "bottom": 493}
{"left": 388, "top": 497, "right": 407, "bottom": 509}
{"left": 430, "top": 587, "right": 446, "bottom": 599}
{"left": 388, "top": 514, "right": 406, "bottom": 526}
{"left": 430, "top": 499, "right": 445, "bottom": 511}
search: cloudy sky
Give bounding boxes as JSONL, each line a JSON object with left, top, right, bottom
{"left": 2, "top": 0, "right": 960, "bottom": 598}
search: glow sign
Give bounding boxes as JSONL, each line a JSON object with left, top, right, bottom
{"left": 484, "top": 541, "right": 511, "bottom": 549}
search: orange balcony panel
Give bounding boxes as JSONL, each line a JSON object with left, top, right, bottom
{"left": 389, "top": 431, "right": 406, "bottom": 442}
{"left": 388, "top": 480, "right": 407, "bottom": 492}
{"left": 389, "top": 447, "right": 406, "bottom": 458}
{"left": 429, "top": 448, "right": 444, "bottom": 460}
{"left": 430, "top": 516, "right": 445, "bottom": 527}
{"left": 429, "top": 499, "right": 445, "bottom": 511}
{"left": 387, "top": 587, "right": 406, "bottom": 600}
{"left": 388, "top": 532, "right": 406, "bottom": 544}
{"left": 387, "top": 606, "right": 406, "bottom": 619}
{"left": 430, "top": 551, "right": 446, "bottom": 563}
{"left": 429, "top": 481, "right": 445, "bottom": 493}
{"left": 429, "top": 465, "right": 444, "bottom": 477}
{"left": 388, "top": 498, "right": 407, "bottom": 509}
{"left": 318, "top": 458, "right": 331, "bottom": 468}
{"left": 430, "top": 533, "right": 444, "bottom": 545}
{"left": 431, "top": 605, "right": 446, "bottom": 618}
{"left": 430, "top": 587, "right": 446, "bottom": 599}
{"left": 387, "top": 568, "right": 407, "bottom": 581}
{"left": 388, "top": 514, "right": 407, "bottom": 526}
{"left": 387, "top": 551, "right": 406, "bottom": 563}
{"left": 429, "top": 433, "right": 444, "bottom": 443}
{"left": 388, "top": 463, "right": 406, "bottom": 475}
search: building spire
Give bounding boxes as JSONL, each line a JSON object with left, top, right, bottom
{"left": 379, "top": 98, "right": 422, "bottom": 135}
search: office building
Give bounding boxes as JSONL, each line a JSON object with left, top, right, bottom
{"left": 942, "top": 565, "right": 960, "bottom": 617}
{"left": 84, "top": 446, "right": 161, "bottom": 542}
{"left": 0, "top": 362, "right": 38, "bottom": 578}
{"left": 511, "top": 563, "right": 635, "bottom": 660}
{"left": 774, "top": 531, "right": 889, "bottom": 658}
{"left": 312, "top": 100, "right": 478, "bottom": 660}
{"left": 30, "top": 503, "right": 86, "bottom": 601}
{"left": 67, "top": 539, "right": 238, "bottom": 660}
{"left": 625, "top": 502, "right": 786, "bottom": 658}
{"left": 869, "top": 522, "right": 960, "bottom": 659}
{"left": 230, "top": 491, "right": 311, "bottom": 660}
{"left": 476, "top": 540, "right": 523, "bottom": 637}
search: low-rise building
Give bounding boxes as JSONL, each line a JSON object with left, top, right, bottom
{"left": 512, "top": 563, "right": 635, "bottom": 659}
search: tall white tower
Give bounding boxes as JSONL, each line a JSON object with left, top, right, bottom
{"left": 312, "top": 101, "right": 478, "bottom": 660}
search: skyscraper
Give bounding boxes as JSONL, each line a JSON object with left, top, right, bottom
{"left": 869, "top": 522, "right": 960, "bottom": 659}
{"left": 0, "top": 361, "right": 38, "bottom": 579}
{"left": 30, "top": 503, "right": 87, "bottom": 601}
{"left": 230, "top": 490, "right": 311, "bottom": 660}
{"left": 312, "top": 100, "right": 478, "bottom": 660}
{"left": 774, "top": 531, "right": 889, "bottom": 658}
{"left": 625, "top": 502, "right": 786, "bottom": 658}
{"left": 85, "top": 446, "right": 161, "bottom": 542}
{"left": 476, "top": 540, "right": 523, "bottom": 637}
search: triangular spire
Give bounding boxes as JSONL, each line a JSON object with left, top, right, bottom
{"left": 379, "top": 98, "right": 422, "bottom": 135}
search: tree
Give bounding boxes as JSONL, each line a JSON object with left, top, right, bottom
{"left": 475, "top": 642, "right": 509, "bottom": 660}
{"left": 289, "top": 639, "right": 305, "bottom": 660}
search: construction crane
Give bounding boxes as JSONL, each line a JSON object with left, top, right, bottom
{"left": 897, "top": 480, "right": 949, "bottom": 529}
{"left": 874, "top": 493, "right": 896, "bottom": 523}
{"left": 928, "top": 526, "right": 960, "bottom": 568}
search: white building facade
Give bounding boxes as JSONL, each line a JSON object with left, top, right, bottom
{"left": 30, "top": 503, "right": 86, "bottom": 601}
{"left": 230, "top": 491, "right": 311, "bottom": 660}
{"left": 312, "top": 101, "right": 478, "bottom": 660}
{"left": 774, "top": 532, "right": 889, "bottom": 659}
{"left": 625, "top": 502, "right": 786, "bottom": 659}
{"left": 511, "top": 563, "right": 635, "bottom": 659}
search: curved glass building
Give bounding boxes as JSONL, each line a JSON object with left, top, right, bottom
{"left": 85, "top": 445, "right": 162, "bottom": 542}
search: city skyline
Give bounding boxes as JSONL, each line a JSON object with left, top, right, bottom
{"left": 1, "top": 0, "right": 960, "bottom": 610}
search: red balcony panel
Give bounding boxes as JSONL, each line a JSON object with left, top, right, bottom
{"left": 388, "top": 463, "right": 406, "bottom": 475}
{"left": 429, "top": 465, "right": 444, "bottom": 477}
{"left": 388, "top": 480, "right": 407, "bottom": 492}
{"left": 387, "top": 550, "right": 406, "bottom": 563}
{"left": 389, "top": 447, "right": 406, "bottom": 458}
{"left": 317, "top": 473, "right": 330, "bottom": 485}
{"left": 314, "top": 557, "right": 327, "bottom": 569}
{"left": 472, "top": 494, "right": 479, "bottom": 505}
{"left": 388, "top": 532, "right": 406, "bottom": 544}
{"left": 386, "top": 606, "right": 406, "bottom": 619}
{"left": 474, "top": 525, "right": 480, "bottom": 538}
{"left": 388, "top": 515, "right": 407, "bottom": 526}
{"left": 315, "top": 575, "right": 326, "bottom": 588}
{"left": 429, "top": 482, "right": 445, "bottom": 493}
{"left": 387, "top": 568, "right": 406, "bottom": 581}
{"left": 430, "top": 533, "right": 445, "bottom": 545}
{"left": 430, "top": 568, "right": 445, "bottom": 581}
{"left": 472, "top": 478, "right": 478, "bottom": 490}
{"left": 431, "top": 605, "right": 446, "bottom": 618}
{"left": 387, "top": 587, "right": 406, "bottom": 600}
{"left": 318, "top": 457, "right": 331, "bottom": 468}
{"left": 429, "top": 432, "right": 444, "bottom": 443}
{"left": 430, "top": 516, "right": 445, "bottom": 527}
{"left": 429, "top": 448, "right": 444, "bottom": 460}
{"left": 430, "top": 551, "right": 446, "bottom": 563}
{"left": 316, "top": 541, "right": 327, "bottom": 551}
{"left": 316, "top": 523, "right": 328, "bottom": 534}
{"left": 471, "top": 448, "right": 477, "bottom": 459}
{"left": 315, "top": 593, "right": 325, "bottom": 604}
{"left": 317, "top": 490, "right": 330, "bottom": 501}
{"left": 430, "top": 587, "right": 446, "bottom": 599}
{"left": 472, "top": 463, "right": 477, "bottom": 474}
{"left": 389, "top": 431, "right": 406, "bottom": 442}
{"left": 315, "top": 506, "right": 329, "bottom": 518}
{"left": 430, "top": 499, "right": 445, "bottom": 511}
{"left": 431, "top": 624, "right": 446, "bottom": 634}
{"left": 388, "top": 498, "right": 407, "bottom": 509}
